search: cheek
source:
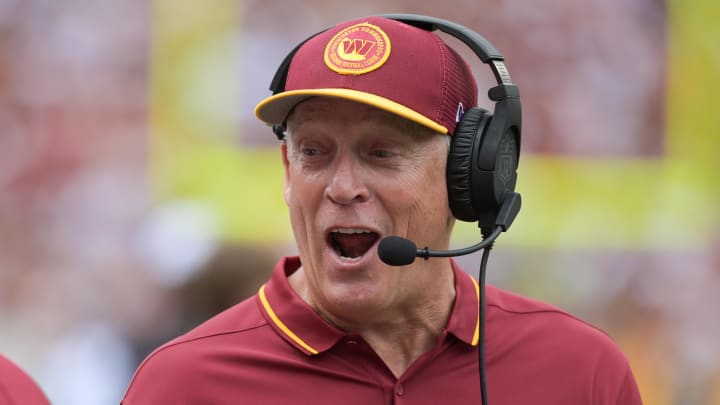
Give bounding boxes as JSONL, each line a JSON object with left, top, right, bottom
{"left": 284, "top": 163, "right": 327, "bottom": 226}
{"left": 283, "top": 184, "right": 291, "bottom": 207}
{"left": 407, "top": 192, "right": 450, "bottom": 223}
{"left": 415, "top": 155, "right": 449, "bottom": 200}
{"left": 285, "top": 160, "right": 316, "bottom": 204}
{"left": 400, "top": 161, "right": 451, "bottom": 219}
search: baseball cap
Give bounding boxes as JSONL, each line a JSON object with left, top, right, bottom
{"left": 254, "top": 16, "right": 478, "bottom": 135}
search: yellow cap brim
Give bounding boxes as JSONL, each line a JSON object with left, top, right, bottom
{"left": 254, "top": 88, "right": 448, "bottom": 134}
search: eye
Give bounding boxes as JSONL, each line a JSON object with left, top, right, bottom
{"left": 369, "top": 149, "right": 393, "bottom": 158}
{"left": 302, "top": 147, "right": 321, "bottom": 156}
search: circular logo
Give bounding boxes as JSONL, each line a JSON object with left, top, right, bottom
{"left": 324, "top": 22, "right": 391, "bottom": 75}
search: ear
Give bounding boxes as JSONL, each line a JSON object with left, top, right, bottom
{"left": 281, "top": 143, "right": 291, "bottom": 205}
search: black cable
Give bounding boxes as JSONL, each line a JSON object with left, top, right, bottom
{"left": 478, "top": 241, "right": 493, "bottom": 405}
{"left": 416, "top": 226, "right": 503, "bottom": 259}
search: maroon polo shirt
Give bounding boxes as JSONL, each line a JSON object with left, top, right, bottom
{"left": 122, "top": 256, "right": 641, "bottom": 404}
{"left": 0, "top": 354, "right": 50, "bottom": 405}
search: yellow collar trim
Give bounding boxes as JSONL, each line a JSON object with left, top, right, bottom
{"left": 258, "top": 284, "right": 319, "bottom": 355}
{"left": 469, "top": 275, "right": 480, "bottom": 346}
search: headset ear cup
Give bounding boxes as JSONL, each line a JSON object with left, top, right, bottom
{"left": 447, "top": 108, "right": 490, "bottom": 222}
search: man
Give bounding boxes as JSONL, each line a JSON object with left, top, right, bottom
{"left": 0, "top": 354, "right": 50, "bottom": 405}
{"left": 122, "top": 15, "right": 642, "bottom": 404}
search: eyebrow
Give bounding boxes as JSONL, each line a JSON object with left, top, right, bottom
{"left": 287, "top": 107, "right": 438, "bottom": 140}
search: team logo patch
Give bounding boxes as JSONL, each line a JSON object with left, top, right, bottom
{"left": 324, "top": 22, "right": 391, "bottom": 75}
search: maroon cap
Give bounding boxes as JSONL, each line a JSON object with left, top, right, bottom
{"left": 255, "top": 16, "right": 478, "bottom": 135}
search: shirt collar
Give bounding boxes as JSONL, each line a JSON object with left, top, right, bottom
{"left": 446, "top": 259, "right": 481, "bottom": 346}
{"left": 257, "top": 257, "right": 480, "bottom": 356}
{"left": 257, "top": 257, "right": 345, "bottom": 355}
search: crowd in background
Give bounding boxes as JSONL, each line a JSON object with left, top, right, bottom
{"left": 0, "top": 0, "right": 718, "bottom": 404}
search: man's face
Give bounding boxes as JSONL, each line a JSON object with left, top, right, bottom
{"left": 282, "top": 97, "right": 455, "bottom": 319}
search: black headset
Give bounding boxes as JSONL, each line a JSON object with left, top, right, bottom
{"left": 267, "top": 14, "right": 522, "bottom": 237}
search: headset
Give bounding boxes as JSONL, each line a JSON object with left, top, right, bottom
{"left": 267, "top": 13, "right": 522, "bottom": 238}
{"left": 266, "top": 14, "right": 523, "bottom": 404}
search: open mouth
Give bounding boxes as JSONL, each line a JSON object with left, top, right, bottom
{"left": 328, "top": 228, "right": 380, "bottom": 260}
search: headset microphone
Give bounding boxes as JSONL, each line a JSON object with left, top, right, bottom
{"left": 377, "top": 236, "right": 418, "bottom": 266}
{"left": 378, "top": 227, "right": 502, "bottom": 266}
{"left": 378, "top": 192, "right": 521, "bottom": 267}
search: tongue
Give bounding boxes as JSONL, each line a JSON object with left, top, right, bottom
{"left": 333, "top": 233, "right": 377, "bottom": 258}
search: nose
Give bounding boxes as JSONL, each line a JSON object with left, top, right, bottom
{"left": 325, "top": 154, "right": 370, "bottom": 205}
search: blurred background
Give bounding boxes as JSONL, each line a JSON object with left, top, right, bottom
{"left": 0, "top": 0, "right": 718, "bottom": 404}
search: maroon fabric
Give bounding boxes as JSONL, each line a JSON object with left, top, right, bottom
{"left": 122, "top": 257, "right": 642, "bottom": 405}
{"left": 0, "top": 355, "right": 50, "bottom": 405}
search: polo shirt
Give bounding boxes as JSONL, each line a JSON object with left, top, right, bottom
{"left": 0, "top": 354, "right": 50, "bottom": 405}
{"left": 122, "top": 256, "right": 642, "bottom": 404}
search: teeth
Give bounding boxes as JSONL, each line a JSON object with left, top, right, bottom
{"left": 331, "top": 228, "right": 372, "bottom": 234}
{"left": 328, "top": 228, "right": 378, "bottom": 260}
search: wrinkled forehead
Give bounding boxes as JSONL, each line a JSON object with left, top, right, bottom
{"left": 287, "top": 97, "right": 439, "bottom": 138}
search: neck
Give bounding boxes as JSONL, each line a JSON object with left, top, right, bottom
{"left": 353, "top": 304, "right": 453, "bottom": 377}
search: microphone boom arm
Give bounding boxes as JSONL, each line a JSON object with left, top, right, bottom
{"left": 417, "top": 226, "right": 503, "bottom": 259}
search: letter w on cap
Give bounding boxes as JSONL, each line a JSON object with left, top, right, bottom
{"left": 339, "top": 39, "right": 376, "bottom": 61}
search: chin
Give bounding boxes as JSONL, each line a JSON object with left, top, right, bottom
{"left": 320, "top": 281, "right": 388, "bottom": 319}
